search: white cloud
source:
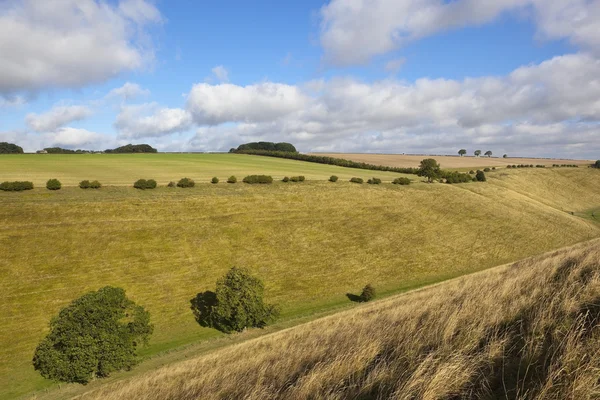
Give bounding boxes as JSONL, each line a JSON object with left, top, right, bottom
{"left": 115, "top": 103, "right": 192, "bottom": 138}
{"left": 48, "top": 127, "right": 108, "bottom": 148}
{"left": 0, "top": 0, "right": 161, "bottom": 95}
{"left": 319, "top": 0, "right": 600, "bottom": 66}
{"left": 26, "top": 105, "right": 93, "bottom": 132}
{"left": 106, "top": 82, "right": 151, "bottom": 101}
{"left": 186, "top": 82, "right": 309, "bottom": 125}
{"left": 211, "top": 66, "right": 229, "bottom": 83}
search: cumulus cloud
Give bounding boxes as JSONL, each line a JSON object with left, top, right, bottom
{"left": 319, "top": 0, "right": 600, "bottom": 65}
{"left": 0, "top": 127, "right": 113, "bottom": 152}
{"left": 106, "top": 82, "right": 151, "bottom": 101}
{"left": 186, "top": 82, "right": 309, "bottom": 125}
{"left": 0, "top": 0, "right": 161, "bottom": 95}
{"left": 184, "top": 52, "right": 600, "bottom": 158}
{"left": 49, "top": 127, "right": 108, "bottom": 147}
{"left": 115, "top": 103, "right": 192, "bottom": 138}
{"left": 26, "top": 105, "right": 93, "bottom": 132}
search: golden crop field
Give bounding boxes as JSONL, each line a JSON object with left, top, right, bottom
{"left": 74, "top": 238, "right": 600, "bottom": 400}
{"left": 311, "top": 153, "right": 594, "bottom": 169}
{"left": 0, "top": 156, "right": 599, "bottom": 399}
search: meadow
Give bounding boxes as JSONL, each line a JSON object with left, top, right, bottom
{"left": 0, "top": 155, "right": 599, "bottom": 399}
{"left": 312, "top": 153, "right": 594, "bottom": 169}
{"left": 0, "top": 153, "right": 413, "bottom": 187}
{"left": 74, "top": 238, "right": 600, "bottom": 400}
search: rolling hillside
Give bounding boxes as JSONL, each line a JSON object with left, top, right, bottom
{"left": 1, "top": 160, "right": 599, "bottom": 399}
{"left": 76, "top": 238, "right": 600, "bottom": 399}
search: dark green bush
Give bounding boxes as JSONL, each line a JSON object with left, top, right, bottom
{"left": 79, "top": 180, "right": 90, "bottom": 189}
{"left": 593, "top": 160, "right": 600, "bottom": 168}
{"left": 476, "top": 170, "right": 487, "bottom": 182}
{"left": 134, "top": 179, "right": 157, "bottom": 190}
{"left": 392, "top": 177, "right": 411, "bottom": 185}
{"left": 350, "top": 177, "right": 364, "bottom": 184}
{"left": 89, "top": 180, "right": 101, "bottom": 189}
{"left": 177, "top": 178, "right": 195, "bottom": 188}
{"left": 483, "top": 168, "right": 491, "bottom": 172}
{"left": 167, "top": 181, "right": 176, "bottom": 187}
{"left": 190, "top": 267, "right": 279, "bottom": 334}
{"left": 329, "top": 175, "right": 338, "bottom": 182}
{"left": 282, "top": 176, "right": 290, "bottom": 182}
{"left": 298, "top": 176, "right": 305, "bottom": 182}
{"left": 227, "top": 176, "right": 237, "bottom": 183}
{"left": 46, "top": 179, "right": 61, "bottom": 190}
{"left": 367, "top": 178, "right": 382, "bottom": 184}
{"left": 360, "top": 284, "right": 376, "bottom": 302}
{"left": 0, "top": 181, "right": 34, "bottom": 191}
{"left": 211, "top": 177, "right": 219, "bottom": 184}
{"left": 469, "top": 170, "right": 475, "bottom": 174}
{"left": 32, "top": 286, "right": 152, "bottom": 384}
{"left": 289, "top": 176, "right": 299, "bottom": 182}
{"left": 242, "top": 175, "right": 273, "bottom": 184}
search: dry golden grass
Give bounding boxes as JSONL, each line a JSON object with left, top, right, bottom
{"left": 2, "top": 167, "right": 599, "bottom": 399}
{"left": 311, "top": 153, "right": 594, "bottom": 169}
{"left": 75, "top": 239, "right": 600, "bottom": 400}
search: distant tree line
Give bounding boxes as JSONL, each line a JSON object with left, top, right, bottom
{"left": 231, "top": 142, "right": 297, "bottom": 153}
{"left": 105, "top": 144, "right": 157, "bottom": 153}
{"left": 0, "top": 142, "right": 24, "bottom": 154}
{"left": 41, "top": 147, "right": 100, "bottom": 154}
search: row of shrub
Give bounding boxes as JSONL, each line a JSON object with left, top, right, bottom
{"left": 134, "top": 179, "right": 157, "bottom": 190}
{"left": 282, "top": 176, "right": 305, "bottom": 182}
{"left": 242, "top": 175, "right": 274, "bottom": 184}
{"left": 235, "top": 149, "right": 420, "bottom": 175}
{"left": 0, "top": 181, "right": 34, "bottom": 191}
{"left": 79, "top": 180, "right": 101, "bottom": 189}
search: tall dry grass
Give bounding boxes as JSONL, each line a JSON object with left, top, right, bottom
{"left": 78, "top": 239, "right": 600, "bottom": 400}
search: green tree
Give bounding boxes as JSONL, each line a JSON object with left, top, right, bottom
{"left": 503, "top": 154, "right": 508, "bottom": 158}
{"left": 191, "top": 267, "right": 278, "bottom": 333}
{"left": 418, "top": 158, "right": 441, "bottom": 183}
{"left": 458, "top": 149, "right": 467, "bottom": 157}
{"left": 32, "top": 286, "right": 152, "bottom": 384}
{"left": 475, "top": 170, "right": 487, "bottom": 182}
{"left": 593, "top": 160, "right": 600, "bottom": 168}
{"left": 485, "top": 150, "right": 492, "bottom": 157}
{"left": 474, "top": 150, "right": 482, "bottom": 157}
{"left": 0, "top": 142, "right": 24, "bottom": 154}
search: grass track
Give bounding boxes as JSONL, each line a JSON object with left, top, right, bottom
{"left": 0, "top": 158, "right": 599, "bottom": 399}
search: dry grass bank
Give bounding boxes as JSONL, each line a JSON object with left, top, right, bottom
{"left": 311, "top": 153, "right": 594, "bottom": 169}
{"left": 78, "top": 239, "right": 600, "bottom": 400}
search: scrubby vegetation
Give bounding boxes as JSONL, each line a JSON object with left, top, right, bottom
{"left": 104, "top": 144, "right": 157, "bottom": 154}
{"left": 177, "top": 178, "right": 195, "bottom": 188}
{"left": 211, "top": 177, "right": 219, "bottom": 184}
{"left": 243, "top": 175, "right": 273, "bottom": 184}
{"left": 441, "top": 171, "right": 474, "bottom": 184}
{"left": 190, "top": 267, "right": 279, "bottom": 334}
{"left": 0, "top": 142, "right": 24, "bottom": 154}
{"left": 349, "top": 177, "right": 363, "bottom": 184}
{"left": 392, "top": 177, "right": 411, "bottom": 185}
{"left": 133, "top": 179, "right": 157, "bottom": 190}
{"left": 231, "top": 142, "right": 297, "bottom": 153}
{"left": 592, "top": 160, "right": 600, "bottom": 168}
{"left": 475, "top": 170, "right": 487, "bottom": 182}
{"left": 0, "top": 181, "right": 33, "bottom": 191}
{"left": 329, "top": 175, "right": 338, "bottom": 182}
{"left": 79, "top": 240, "right": 600, "bottom": 400}
{"left": 289, "top": 176, "right": 305, "bottom": 182}
{"left": 46, "top": 179, "right": 61, "bottom": 190}
{"left": 367, "top": 177, "right": 381, "bottom": 184}
{"left": 227, "top": 176, "right": 237, "bottom": 183}
{"left": 79, "top": 180, "right": 101, "bottom": 189}
{"left": 32, "top": 287, "right": 152, "bottom": 384}
{"left": 359, "top": 284, "right": 376, "bottom": 302}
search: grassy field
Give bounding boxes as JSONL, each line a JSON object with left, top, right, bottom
{"left": 73, "top": 238, "right": 600, "bottom": 400}
{"left": 0, "top": 153, "right": 414, "bottom": 187}
{"left": 0, "top": 157, "right": 599, "bottom": 399}
{"left": 312, "top": 153, "right": 594, "bottom": 169}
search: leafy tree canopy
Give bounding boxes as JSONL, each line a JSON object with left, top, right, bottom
{"left": 418, "top": 158, "right": 441, "bottom": 182}
{"left": 458, "top": 149, "right": 467, "bottom": 156}
{"left": 32, "top": 286, "right": 153, "bottom": 384}
{"left": 0, "top": 142, "right": 24, "bottom": 154}
{"left": 233, "top": 142, "right": 297, "bottom": 153}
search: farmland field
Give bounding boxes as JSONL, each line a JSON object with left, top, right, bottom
{"left": 0, "top": 155, "right": 599, "bottom": 399}
{"left": 311, "top": 153, "right": 594, "bottom": 169}
{"left": 0, "top": 153, "right": 414, "bottom": 187}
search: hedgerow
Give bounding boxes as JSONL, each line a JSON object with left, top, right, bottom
{"left": 0, "top": 181, "right": 34, "bottom": 191}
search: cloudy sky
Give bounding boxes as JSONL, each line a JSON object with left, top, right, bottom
{"left": 0, "top": 0, "right": 599, "bottom": 158}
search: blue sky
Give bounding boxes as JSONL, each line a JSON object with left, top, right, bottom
{"left": 0, "top": 0, "right": 598, "bottom": 158}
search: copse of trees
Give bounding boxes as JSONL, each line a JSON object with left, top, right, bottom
{"left": 46, "top": 179, "right": 61, "bottom": 190}
{"left": 0, "top": 181, "right": 34, "bottom": 191}
{"left": 32, "top": 286, "right": 153, "bottom": 384}
{"left": 104, "top": 144, "right": 157, "bottom": 153}
{"left": 233, "top": 149, "right": 420, "bottom": 175}
{"left": 190, "top": 267, "right": 279, "bottom": 334}
{"left": 133, "top": 179, "right": 157, "bottom": 190}
{"left": 231, "top": 142, "right": 297, "bottom": 153}
{"left": 42, "top": 147, "right": 98, "bottom": 154}
{"left": 0, "top": 142, "right": 24, "bottom": 154}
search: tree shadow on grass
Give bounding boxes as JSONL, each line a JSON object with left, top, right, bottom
{"left": 346, "top": 293, "right": 363, "bottom": 303}
{"left": 190, "top": 291, "right": 217, "bottom": 327}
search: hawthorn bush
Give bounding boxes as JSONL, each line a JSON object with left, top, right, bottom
{"left": 282, "top": 176, "right": 290, "bottom": 182}
{"left": 133, "top": 179, "right": 157, "bottom": 190}
{"left": 46, "top": 179, "right": 61, "bottom": 190}
{"left": 476, "top": 170, "right": 487, "bottom": 182}
{"left": 227, "top": 176, "right": 237, "bottom": 183}
{"left": 367, "top": 178, "right": 382, "bottom": 184}
{"left": 329, "top": 175, "right": 338, "bottom": 182}
{"left": 211, "top": 177, "right": 219, "bottom": 184}
{"left": 177, "top": 178, "right": 195, "bottom": 188}
{"left": 242, "top": 175, "right": 273, "bottom": 184}
{"left": 0, "top": 181, "right": 34, "bottom": 191}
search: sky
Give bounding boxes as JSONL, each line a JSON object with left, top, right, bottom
{"left": 0, "top": 0, "right": 599, "bottom": 158}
